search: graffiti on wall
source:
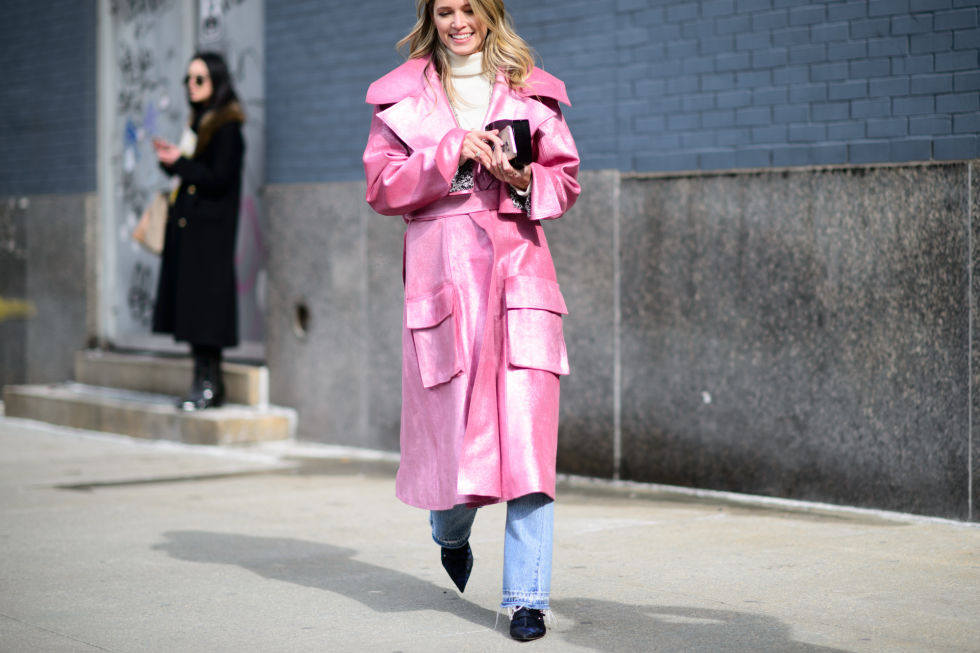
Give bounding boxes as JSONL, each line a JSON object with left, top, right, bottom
{"left": 0, "top": 297, "right": 36, "bottom": 323}
{"left": 199, "top": 0, "right": 249, "bottom": 42}
{"left": 126, "top": 261, "right": 156, "bottom": 328}
{"left": 0, "top": 198, "right": 28, "bottom": 261}
{"left": 110, "top": 0, "right": 176, "bottom": 22}
{"left": 0, "top": 198, "right": 33, "bottom": 324}
{"left": 110, "top": 4, "right": 183, "bottom": 333}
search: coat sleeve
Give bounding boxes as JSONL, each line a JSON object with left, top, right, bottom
{"left": 158, "top": 161, "right": 178, "bottom": 177}
{"left": 363, "top": 107, "right": 467, "bottom": 216}
{"left": 169, "top": 123, "right": 244, "bottom": 196}
{"left": 524, "top": 101, "right": 581, "bottom": 221}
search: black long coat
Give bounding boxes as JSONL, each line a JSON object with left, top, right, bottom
{"left": 152, "top": 105, "right": 245, "bottom": 348}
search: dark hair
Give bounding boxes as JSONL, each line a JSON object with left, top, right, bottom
{"left": 187, "top": 51, "right": 239, "bottom": 118}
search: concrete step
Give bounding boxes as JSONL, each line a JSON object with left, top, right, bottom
{"left": 75, "top": 350, "right": 268, "bottom": 406}
{"left": 2, "top": 383, "right": 296, "bottom": 446}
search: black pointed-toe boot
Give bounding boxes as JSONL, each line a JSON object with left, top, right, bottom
{"left": 510, "top": 607, "right": 546, "bottom": 641}
{"left": 441, "top": 543, "right": 473, "bottom": 593}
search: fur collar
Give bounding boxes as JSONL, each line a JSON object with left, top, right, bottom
{"left": 192, "top": 101, "right": 245, "bottom": 158}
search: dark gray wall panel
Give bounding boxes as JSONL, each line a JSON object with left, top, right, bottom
{"left": 550, "top": 171, "right": 618, "bottom": 479}
{"left": 264, "top": 182, "right": 404, "bottom": 450}
{"left": 619, "top": 164, "right": 972, "bottom": 519}
{"left": 0, "top": 194, "right": 91, "bottom": 388}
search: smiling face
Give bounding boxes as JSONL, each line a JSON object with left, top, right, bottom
{"left": 433, "top": 0, "right": 488, "bottom": 57}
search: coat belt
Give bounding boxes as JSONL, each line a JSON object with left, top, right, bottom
{"left": 407, "top": 189, "right": 499, "bottom": 221}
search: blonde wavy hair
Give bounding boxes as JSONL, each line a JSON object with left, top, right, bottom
{"left": 397, "top": 0, "right": 536, "bottom": 107}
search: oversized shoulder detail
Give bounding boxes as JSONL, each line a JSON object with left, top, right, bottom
{"left": 519, "top": 67, "right": 570, "bottom": 106}
{"left": 365, "top": 57, "right": 432, "bottom": 105}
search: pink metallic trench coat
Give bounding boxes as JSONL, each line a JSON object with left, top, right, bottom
{"left": 363, "top": 56, "right": 580, "bottom": 510}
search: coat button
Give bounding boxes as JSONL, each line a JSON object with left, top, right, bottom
{"left": 178, "top": 217, "right": 187, "bottom": 228}
{"left": 187, "top": 185, "right": 196, "bottom": 195}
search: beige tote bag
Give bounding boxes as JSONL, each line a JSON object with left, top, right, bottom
{"left": 133, "top": 192, "right": 169, "bottom": 254}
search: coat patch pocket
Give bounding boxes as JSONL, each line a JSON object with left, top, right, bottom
{"left": 504, "top": 276, "right": 570, "bottom": 376}
{"left": 405, "top": 284, "right": 464, "bottom": 388}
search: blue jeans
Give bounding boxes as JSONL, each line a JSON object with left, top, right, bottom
{"left": 430, "top": 493, "right": 554, "bottom": 611}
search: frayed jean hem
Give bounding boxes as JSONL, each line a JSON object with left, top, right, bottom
{"left": 429, "top": 508, "right": 474, "bottom": 549}
{"left": 501, "top": 592, "right": 550, "bottom": 611}
{"left": 431, "top": 533, "right": 468, "bottom": 548}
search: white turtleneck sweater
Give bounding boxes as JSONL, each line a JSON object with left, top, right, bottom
{"left": 447, "top": 50, "right": 532, "bottom": 197}
{"left": 447, "top": 50, "right": 492, "bottom": 130}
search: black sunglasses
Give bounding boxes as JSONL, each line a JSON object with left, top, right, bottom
{"left": 183, "top": 74, "right": 209, "bottom": 87}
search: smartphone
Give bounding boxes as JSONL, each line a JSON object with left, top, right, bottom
{"left": 497, "top": 125, "right": 518, "bottom": 160}
{"left": 485, "top": 119, "right": 532, "bottom": 169}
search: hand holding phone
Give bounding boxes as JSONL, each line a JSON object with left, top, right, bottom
{"left": 152, "top": 138, "right": 181, "bottom": 165}
{"left": 484, "top": 119, "right": 532, "bottom": 169}
{"left": 497, "top": 125, "right": 518, "bottom": 160}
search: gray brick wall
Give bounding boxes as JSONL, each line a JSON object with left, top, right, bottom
{"left": 265, "top": 3, "right": 405, "bottom": 184}
{"left": 0, "top": 0, "right": 97, "bottom": 196}
{"left": 267, "top": 0, "right": 980, "bottom": 182}
{"left": 614, "top": 0, "right": 979, "bottom": 171}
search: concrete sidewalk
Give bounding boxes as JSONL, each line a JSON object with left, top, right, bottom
{"left": 0, "top": 413, "right": 977, "bottom": 653}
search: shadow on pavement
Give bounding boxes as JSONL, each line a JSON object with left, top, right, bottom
{"left": 153, "top": 531, "right": 499, "bottom": 630}
{"left": 550, "top": 599, "right": 854, "bottom": 653}
{"left": 154, "top": 531, "right": 853, "bottom": 652}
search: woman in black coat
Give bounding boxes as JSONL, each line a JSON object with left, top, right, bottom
{"left": 152, "top": 52, "right": 245, "bottom": 410}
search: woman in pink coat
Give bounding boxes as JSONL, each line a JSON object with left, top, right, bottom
{"left": 363, "top": 0, "right": 579, "bottom": 640}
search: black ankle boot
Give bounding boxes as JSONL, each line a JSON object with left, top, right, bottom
{"left": 178, "top": 349, "right": 224, "bottom": 411}
{"left": 440, "top": 543, "right": 473, "bottom": 593}
{"left": 177, "top": 354, "right": 204, "bottom": 411}
{"left": 510, "top": 607, "right": 546, "bottom": 641}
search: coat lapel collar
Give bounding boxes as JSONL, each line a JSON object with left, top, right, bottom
{"left": 376, "top": 61, "right": 458, "bottom": 152}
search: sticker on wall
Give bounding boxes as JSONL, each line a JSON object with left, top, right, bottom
{"left": 143, "top": 101, "right": 159, "bottom": 138}
{"left": 200, "top": 0, "right": 223, "bottom": 43}
{"left": 123, "top": 118, "right": 139, "bottom": 172}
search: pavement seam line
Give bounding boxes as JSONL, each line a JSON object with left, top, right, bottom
{"left": 0, "top": 611, "right": 115, "bottom": 652}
